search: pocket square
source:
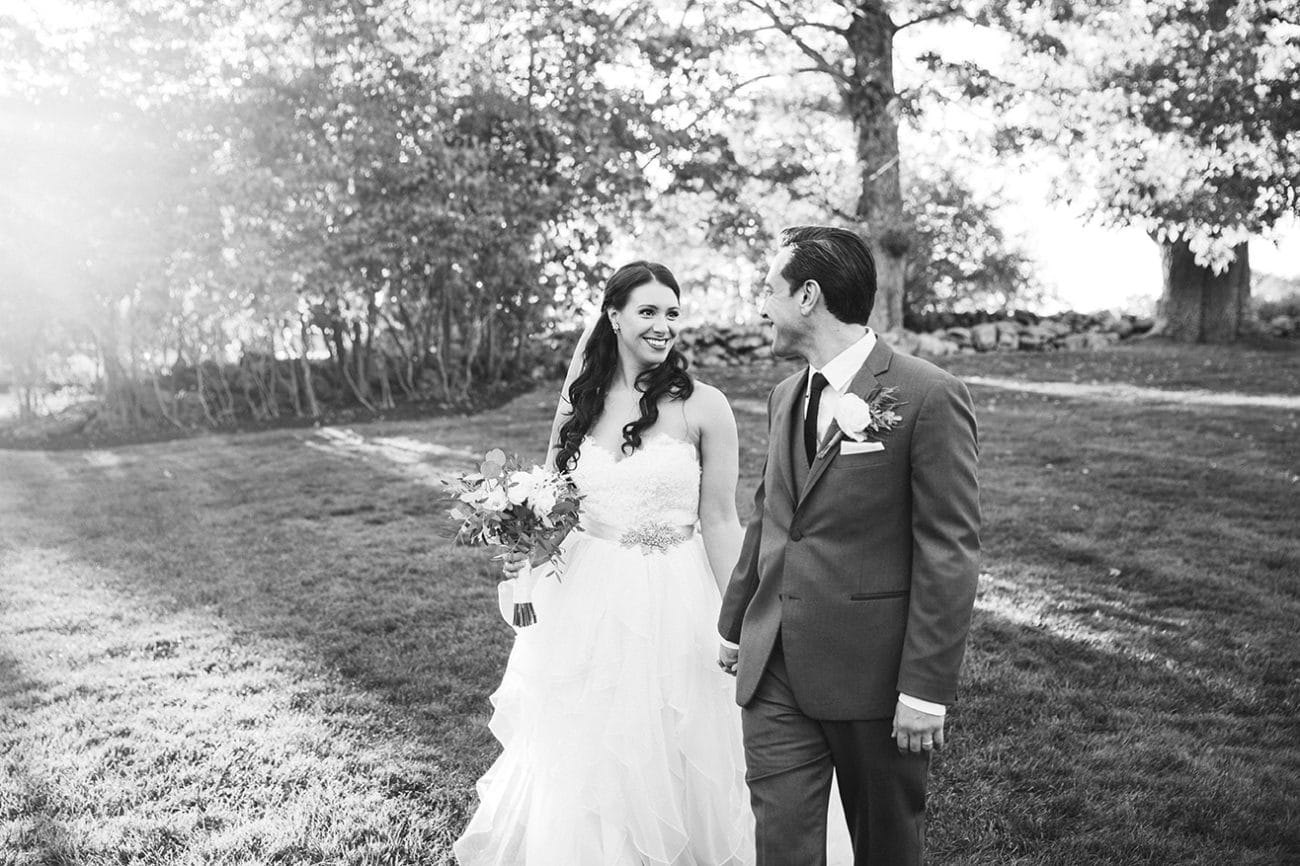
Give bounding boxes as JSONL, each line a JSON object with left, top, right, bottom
{"left": 840, "top": 440, "right": 884, "bottom": 455}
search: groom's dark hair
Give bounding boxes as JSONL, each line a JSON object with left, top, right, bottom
{"left": 779, "top": 226, "right": 876, "bottom": 325}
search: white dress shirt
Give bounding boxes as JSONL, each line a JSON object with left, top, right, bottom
{"left": 722, "top": 329, "right": 945, "bottom": 718}
{"left": 804, "top": 330, "right": 878, "bottom": 450}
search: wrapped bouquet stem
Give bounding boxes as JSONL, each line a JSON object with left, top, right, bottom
{"left": 446, "top": 449, "right": 582, "bottom": 627}
{"left": 500, "top": 560, "right": 539, "bottom": 627}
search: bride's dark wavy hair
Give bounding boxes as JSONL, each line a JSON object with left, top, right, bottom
{"left": 555, "top": 261, "right": 694, "bottom": 473}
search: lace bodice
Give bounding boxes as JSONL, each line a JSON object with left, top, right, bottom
{"left": 569, "top": 434, "right": 701, "bottom": 529}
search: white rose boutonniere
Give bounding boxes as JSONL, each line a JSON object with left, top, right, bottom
{"left": 833, "top": 387, "right": 905, "bottom": 442}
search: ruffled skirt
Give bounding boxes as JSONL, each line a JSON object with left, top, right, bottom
{"left": 454, "top": 531, "right": 755, "bottom": 866}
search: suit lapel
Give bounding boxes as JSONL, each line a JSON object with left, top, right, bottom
{"left": 797, "top": 341, "right": 895, "bottom": 504}
{"left": 769, "top": 370, "right": 807, "bottom": 504}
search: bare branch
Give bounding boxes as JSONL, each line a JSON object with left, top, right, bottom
{"left": 780, "top": 20, "right": 849, "bottom": 36}
{"left": 631, "top": 63, "right": 826, "bottom": 173}
{"left": 738, "top": 0, "right": 852, "bottom": 85}
{"left": 783, "top": 182, "right": 857, "bottom": 223}
{"left": 730, "top": 67, "right": 829, "bottom": 93}
{"left": 896, "top": 4, "right": 969, "bottom": 32}
{"left": 732, "top": 22, "right": 847, "bottom": 37}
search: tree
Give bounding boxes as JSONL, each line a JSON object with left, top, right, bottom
{"left": 686, "top": 1, "right": 1067, "bottom": 331}
{"left": 998, "top": 0, "right": 1299, "bottom": 342}
{"left": 706, "top": 0, "right": 913, "bottom": 331}
{"left": 903, "top": 168, "right": 1040, "bottom": 319}
{"left": 637, "top": 1, "right": 1043, "bottom": 328}
{"left": 0, "top": 0, "right": 711, "bottom": 423}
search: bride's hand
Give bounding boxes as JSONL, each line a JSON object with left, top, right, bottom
{"left": 501, "top": 551, "right": 530, "bottom": 579}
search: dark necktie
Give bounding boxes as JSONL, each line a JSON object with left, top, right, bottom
{"left": 804, "top": 371, "right": 829, "bottom": 465}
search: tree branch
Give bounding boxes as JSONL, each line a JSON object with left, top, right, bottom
{"left": 739, "top": 0, "right": 852, "bottom": 85}
{"left": 783, "top": 180, "right": 857, "bottom": 223}
{"left": 730, "top": 67, "right": 831, "bottom": 94}
{"left": 733, "top": 21, "right": 849, "bottom": 37}
{"left": 896, "top": 4, "right": 969, "bottom": 32}
{"left": 633, "top": 64, "right": 827, "bottom": 172}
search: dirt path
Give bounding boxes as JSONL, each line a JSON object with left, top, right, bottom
{"left": 965, "top": 375, "right": 1300, "bottom": 410}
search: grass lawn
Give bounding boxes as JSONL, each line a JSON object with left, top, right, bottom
{"left": 2, "top": 339, "right": 1298, "bottom": 865}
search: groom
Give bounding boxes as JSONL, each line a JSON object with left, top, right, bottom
{"left": 718, "top": 226, "right": 980, "bottom": 865}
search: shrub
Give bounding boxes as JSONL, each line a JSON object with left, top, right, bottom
{"left": 1255, "top": 291, "right": 1300, "bottom": 321}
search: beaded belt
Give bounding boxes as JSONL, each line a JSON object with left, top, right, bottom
{"left": 581, "top": 517, "right": 697, "bottom": 554}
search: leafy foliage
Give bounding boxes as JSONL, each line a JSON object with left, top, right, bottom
{"left": 445, "top": 448, "right": 582, "bottom": 563}
{"left": 997, "top": 0, "right": 1300, "bottom": 272}
{"left": 0, "top": 0, "right": 714, "bottom": 424}
{"left": 904, "top": 169, "right": 1041, "bottom": 316}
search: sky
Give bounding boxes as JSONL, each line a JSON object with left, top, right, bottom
{"left": 998, "top": 185, "right": 1299, "bottom": 315}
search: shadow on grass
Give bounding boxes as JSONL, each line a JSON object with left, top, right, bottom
{"left": 1, "top": 434, "right": 517, "bottom": 791}
{"left": 929, "top": 603, "right": 1300, "bottom": 865}
{"left": 1, "top": 525, "right": 478, "bottom": 861}
{"left": 3, "top": 358, "right": 1298, "bottom": 864}
{"left": 0, "top": 649, "right": 87, "bottom": 865}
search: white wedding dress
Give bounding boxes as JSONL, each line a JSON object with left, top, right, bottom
{"left": 454, "top": 433, "right": 755, "bottom": 865}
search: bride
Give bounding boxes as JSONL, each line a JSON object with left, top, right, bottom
{"left": 453, "top": 261, "right": 849, "bottom": 865}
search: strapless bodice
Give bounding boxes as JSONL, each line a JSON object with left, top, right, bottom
{"left": 568, "top": 434, "right": 701, "bottom": 530}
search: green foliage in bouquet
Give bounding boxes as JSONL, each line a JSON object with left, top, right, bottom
{"left": 445, "top": 449, "right": 582, "bottom": 566}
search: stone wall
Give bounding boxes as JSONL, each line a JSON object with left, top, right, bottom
{"left": 678, "top": 311, "right": 1155, "bottom": 367}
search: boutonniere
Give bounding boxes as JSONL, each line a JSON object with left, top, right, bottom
{"left": 832, "top": 387, "right": 905, "bottom": 442}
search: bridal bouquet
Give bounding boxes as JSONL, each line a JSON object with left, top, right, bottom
{"left": 446, "top": 449, "right": 582, "bottom": 627}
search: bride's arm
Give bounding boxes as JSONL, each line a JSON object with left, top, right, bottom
{"left": 691, "top": 383, "right": 744, "bottom": 595}
{"left": 544, "top": 319, "right": 597, "bottom": 469}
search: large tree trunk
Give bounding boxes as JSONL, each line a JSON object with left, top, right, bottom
{"left": 1158, "top": 239, "right": 1250, "bottom": 343}
{"left": 846, "top": 1, "right": 905, "bottom": 332}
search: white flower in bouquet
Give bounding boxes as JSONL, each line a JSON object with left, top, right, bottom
{"left": 506, "top": 471, "right": 535, "bottom": 505}
{"left": 482, "top": 485, "right": 511, "bottom": 513}
{"left": 507, "top": 465, "right": 555, "bottom": 506}
{"left": 444, "top": 449, "right": 584, "bottom": 628}
{"left": 530, "top": 484, "right": 559, "bottom": 518}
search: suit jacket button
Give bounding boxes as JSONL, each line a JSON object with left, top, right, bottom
{"left": 790, "top": 530, "right": 803, "bottom": 541}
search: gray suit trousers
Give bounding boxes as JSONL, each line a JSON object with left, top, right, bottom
{"left": 742, "top": 643, "right": 929, "bottom": 866}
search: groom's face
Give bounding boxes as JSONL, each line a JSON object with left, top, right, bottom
{"left": 761, "top": 246, "right": 807, "bottom": 361}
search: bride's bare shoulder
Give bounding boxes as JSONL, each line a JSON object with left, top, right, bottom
{"left": 681, "top": 380, "right": 736, "bottom": 432}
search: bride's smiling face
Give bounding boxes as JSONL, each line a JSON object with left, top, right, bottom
{"left": 608, "top": 281, "right": 681, "bottom": 368}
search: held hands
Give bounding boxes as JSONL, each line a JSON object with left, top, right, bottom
{"left": 892, "top": 700, "right": 944, "bottom": 755}
{"left": 717, "top": 643, "right": 738, "bottom": 677}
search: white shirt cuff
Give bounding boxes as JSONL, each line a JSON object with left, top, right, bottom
{"left": 718, "top": 636, "right": 739, "bottom": 650}
{"left": 898, "top": 693, "right": 946, "bottom": 716}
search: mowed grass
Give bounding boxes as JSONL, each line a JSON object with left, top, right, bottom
{"left": 1, "top": 339, "right": 1298, "bottom": 865}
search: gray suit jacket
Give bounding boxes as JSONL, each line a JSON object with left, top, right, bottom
{"left": 719, "top": 340, "right": 981, "bottom": 719}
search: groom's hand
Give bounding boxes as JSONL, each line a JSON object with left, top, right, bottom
{"left": 892, "top": 701, "right": 944, "bottom": 754}
{"left": 717, "top": 643, "right": 738, "bottom": 676}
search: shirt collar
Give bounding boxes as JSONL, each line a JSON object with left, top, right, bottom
{"left": 807, "top": 329, "right": 876, "bottom": 396}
